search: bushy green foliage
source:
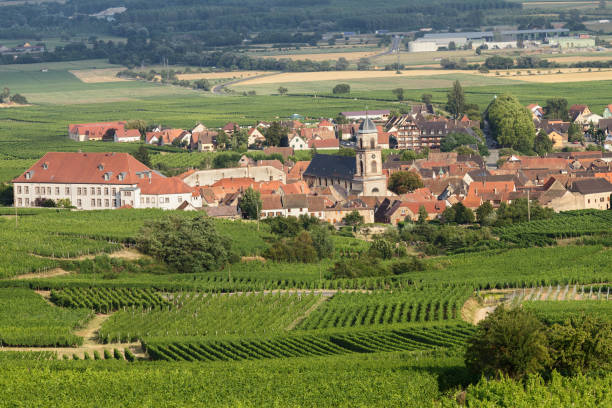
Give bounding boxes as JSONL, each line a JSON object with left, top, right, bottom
{"left": 387, "top": 171, "right": 424, "bottom": 195}
{"left": 442, "top": 202, "right": 475, "bottom": 224}
{"left": 264, "top": 231, "right": 318, "bottom": 263}
{"left": 487, "top": 94, "right": 536, "bottom": 153}
{"left": 239, "top": 187, "right": 262, "bottom": 220}
{"left": 465, "top": 306, "right": 550, "bottom": 379}
{"left": 137, "top": 215, "right": 232, "bottom": 273}
{"left": 332, "top": 84, "right": 350, "bottom": 94}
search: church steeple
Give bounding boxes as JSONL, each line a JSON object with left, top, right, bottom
{"left": 355, "top": 115, "right": 382, "bottom": 180}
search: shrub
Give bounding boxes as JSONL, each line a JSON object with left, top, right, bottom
{"left": 113, "top": 348, "right": 124, "bottom": 360}
{"left": 390, "top": 257, "right": 424, "bottom": 275}
{"left": 332, "top": 83, "right": 350, "bottom": 94}
{"left": 465, "top": 306, "right": 550, "bottom": 379}
{"left": 103, "top": 349, "right": 112, "bottom": 360}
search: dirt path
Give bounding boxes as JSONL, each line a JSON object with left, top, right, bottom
{"left": 11, "top": 268, "right": 71, "bottom": 280}
{"left": 286, "top": 295, "right": 330, "bottom": 330}
{"left": 2, "top": 312, "right": 147, "bottom": 359}
{"left": 29, "top": 248, "right": 144, "bottom": 262}
{"left": 472, "top": 306, "right": 496, "bottom": 324}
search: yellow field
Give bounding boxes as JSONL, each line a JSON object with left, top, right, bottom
{"left": 176, "top": 71, "right": 272, "bottom": 80}
{"left": 238, "top": 69, "right": 473, "bottom": 85}
{"left": 484, "top": 68, "right": 612, "bottom": 83}
{"left": 69, "top": 68, "right": 126, "bottom": 83}
{"left": 259, "top": 51, "right": 379, "bottom": 62}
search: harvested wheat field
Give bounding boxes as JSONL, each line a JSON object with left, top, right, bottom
{"left": 176, "top": 71, "right": 273, "bottom": 80}
{"left": 239, "top": 69, "right": 472, "bottom": 85}
{"left": 70, "top": 68, "right": 127, "bottom": 83}
{"left": 259, "top": 51, "right": 379, "bottom": 61}
{"left": 485, "top": 68, "right": 612, "bottom": 83}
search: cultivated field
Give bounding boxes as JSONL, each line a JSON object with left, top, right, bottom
{"left": 260, "top": 51, "right": 380, "bottom": 61}
{"left": 69, "top": 68, "right": 127, "bottom": 83}
{"left": 176, "top": 71, "right": 273, "bottom": 81}
{"left": 485, "top": 68, "right": 612, "bottom": 83}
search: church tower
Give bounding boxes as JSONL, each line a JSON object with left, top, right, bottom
{"left": 353, "top": 117, "right": 387, "bottom": 195}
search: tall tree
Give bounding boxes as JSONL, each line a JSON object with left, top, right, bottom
{"left": 240, "top": 187, "right": 262, "bottom": 221}
{"left": 476, "top": 201, "right": 495, "bottom": 225}
{"left": 487, "top": 94, "right": 536, "bottom": 153}
{"left": 543, "top": 98, "right": 569, "bottom": 120}
{"left": 264, "top": 122, "right": 287, "bottom": 146}
{"left": 446, "top": 80, "right": 465, "bottom": 119}
{"left": 392, "top": 88, "right": 405, "bottom": 101}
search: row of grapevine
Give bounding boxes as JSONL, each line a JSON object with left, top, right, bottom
{"left": 63, "top": 348, "right": 136, "bottom": 361}
{"left": 50, "top": 287, "right": 170, "bottom": 313}
{"left": 99, "top": 292, "right": 321, "bottom": 343}
{"left": 297, "top": 287, "right": 472, "bottom": 330}
{"left": 143, "top": 323, "right": 476, "bottom": 362}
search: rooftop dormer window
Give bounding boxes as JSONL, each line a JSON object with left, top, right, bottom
{"left": 42, "top": 163, "right": 48, "bottom": 170}
{"left": 98, "top": 164, "right": 104, "bottom": 171}
{"left": 25, "top": 171, "right": 33, "bottom": 179}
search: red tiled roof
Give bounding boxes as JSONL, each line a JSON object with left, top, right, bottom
{"left": 281, "top": 181, "right": 310, "bottom": 195}
{"left": 139, "top": 176, "right": 192, "bottom": 195}
{"left": 14, "top": 152, "right": 151, "bottom": 184}
{"left": 319, "top": 119, "right": 333, "bottom": 127}
{"left": 287, "top": 161, "right": 311, "bottom": 180}
{"left": 146, "top": 129, "right": 187, "bottom": 144}
{"left": 115, "top": 129, "right": 141, "bottom": 139}
{"left": 309, "top": 139, "right": 339, "bottom": 149}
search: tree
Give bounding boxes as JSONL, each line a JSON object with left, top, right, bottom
{"left": 476, "top": 201, "right": 495, "bottom": 225}
{"left": 0, "top": 183, "right": 13, "bottom": 206}
{"left": 417, "top": 205, "right": 428, "bottom": 224}
{"left": 133, "top": 145, "right": 151, "bottom": 166}
{"left": 448, "top": 41, "right": 457, "bottom": 51}
{"left": 357, "top": 58, "right": 371, "bottom": 70}
{"left": 568, "top": 122, "right": 583, "bottom": 142}
{"left": 336, "top": 57, "right": 349, "bottom": 71}
{"left": 310, "top": 225, "right": 334, "bottom": 259}
{"left": 137, "top": 215, "right": 231, "bottom": 273}
{"left": 442, "top": 202, "right": 474, "bottom": 224}
{"left": 264, "top": 122, "right": 287, "bottom": 146}
{"left": 534, "top": 129, "right": 554, "bottom": 156}
{"left": 392, "top": 88, "right": 404, "bottom": 101}
{"left": 332, "top": 83, "right": 350, "bottom": 94}
{"left": 240, "top": 187, "right": 262, "bottom": 220}
{"left": 388, "top": 171, "right": 424, "bottom": 195}
{"left": 368, "top": 238, "right": 394, "bottom": 260}
{"left": 487, "top": 94, "right": 536, "bottom": 153}
{"left": 543, "top": 98, "right": 569, "bottom": 121}
{"left": 446, "top": 80, "right": 465, "bottom": 119}
{"left": 343, "top": 210, "right": 364, "bottom": 228}
{"left": 193, "top": 79, "right": 211, "bottom": 90}
{"left": 277, "top": 86, "right": 288, "bottom": 95}
{"left": 421, "top": 93, "right": 433, "bottom": 105}
{"left": 0, "top": 87, "right": 9, "bottom": 103}
{"left": 547, "top": 315, "right": 612, "bottom": 376}
{"left": 335, "top": 114, "right": 348, "bottom": 124}
{"left": 465, "top": 306, "right": 550, "bottom": 379}
{"left": 9, "top": 93, "right": 27, "bottom": 105}
{"left": 484, "top": 55, "right": 514, "bottom": 70}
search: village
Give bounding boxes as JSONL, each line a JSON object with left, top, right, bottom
{"left": 13, "top": 102, "right": 612, "bottom": 224}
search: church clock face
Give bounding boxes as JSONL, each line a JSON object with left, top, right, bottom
{"left": 371, "top": 154, "right": 376, "bottom": 159}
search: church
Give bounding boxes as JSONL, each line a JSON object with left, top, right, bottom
{"left": 303, "top": 118, "right": 389, "bottom": 196}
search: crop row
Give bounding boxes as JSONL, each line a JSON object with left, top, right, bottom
{"left": 50, "top": 287, "right": 170, "bottom": 313}
{"left": 298, "top": 287, "right": 473, "bottom": 330}
{"left": 143, "top": 323, "right": 476, "bottom": 362}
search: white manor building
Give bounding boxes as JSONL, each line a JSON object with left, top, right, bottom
{"left": 13, "top": 152, "right": 199, "bottom": 210}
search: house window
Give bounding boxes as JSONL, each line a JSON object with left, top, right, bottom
{"left": 166, "top": 197, "right": 170, "bottom": 203}
{"left": 600, "top": 197, "right": 605, "bottom": 202}
{"left": 177, "top": 196, "right": 182, "bottom": 203}
{"left": 35, "top": 187, "right": 40, "bottom": 194}
{"left": 65, "top": 187, "right": 70, "bottom": 195}
{"left": 25, "top": 186, "right": 29, "bottom": 194}
{"left": 47, "top": 187, "right": 51, "bottom": 195}
{"left": 587, "top": 199, "right": 590, "bottom": 204}
{"left": 104, "top": 188, "right": 109, "bottom": 195}
{"left": 77, "top": 187, "right": 81, "bottom": 195}
{"left": 25, "top": 198, "right": 30, "bottom": 205}
{"left": 55, "top": 187, "right": 60, "bottom": 195}
{"left": 91, "top": 199, "right": 95, "bottom": 207}
{"left": 105, "top": 199, "right": 109, "bottom": 207}
{"left": 17, "top": 186, "right": 21, "bottom": 194}
{"left": 17, "top": 198, "right": 22, "bottom": 206}
{"left": 146, "top": 197, "right": 150, "bottom": 203}
{"left": 141, "top": 197, "right": 145, "bottom": 204}
{"left": 112, "top": 188, "right": 116, "bottom": 195}
{"left": 151, "top": 197, "right": 156, "bottom": 203}
{"left": 97, "top": 199, "right": 101, "bottom": 207}
{"left": 97, "top": 187, "right": 101, "bottom": 195}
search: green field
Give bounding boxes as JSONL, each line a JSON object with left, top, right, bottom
{"left": 231, "top": 73, "right": 521, "bottom": 95}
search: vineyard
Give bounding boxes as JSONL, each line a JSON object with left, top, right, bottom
{"left": 494, "top": 210, "right": 612, "bottom": 242}
{"left": 524, "top": 300, "right": 612, "bottom": 324}
{"left": 99, "top": 292, "right": 322, "bottom": 343}
{"left": 144, "top": 322, "right": 475, "bottom": 362}
{"left": 297, "top": 286, "right": 472, "bottom": 330}
{"left": 50, "top": 287, "right": 170, "bottom": 313}
{"left": 0, "top": 288, "right": 91, "bottom": 346}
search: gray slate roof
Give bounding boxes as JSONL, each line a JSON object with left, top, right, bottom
{"left": 303, "top": 154, "right": 356, "bottom": 181}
